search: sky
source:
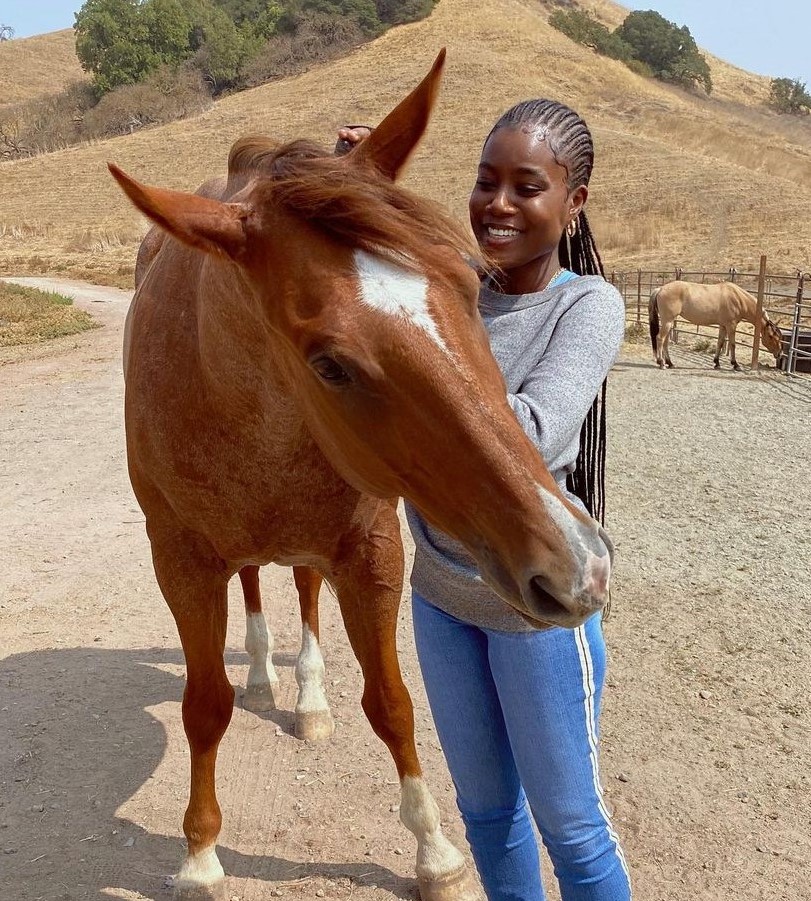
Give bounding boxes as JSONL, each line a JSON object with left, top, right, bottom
{"left": 2, "top": 1, "right": 809, "bottom": 85}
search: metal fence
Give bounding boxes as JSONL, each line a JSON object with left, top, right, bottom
{"left": 609, "top": 262, "right": 811, "bottom": 375}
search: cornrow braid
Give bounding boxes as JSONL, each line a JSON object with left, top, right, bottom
{"left": 490, "top": 100, "right": 609, "bottom": 526}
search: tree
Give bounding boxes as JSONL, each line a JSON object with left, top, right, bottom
{"left": 549, "top": 9, "right": 632, "bottom": 62}
{"left": 615, "top": 10, "right": 711, "bottom": 93}
{"left": 769, "top": 77, "right": 811, "bottom": 114}
{"left": 75, "top": 0, "right": 179, "bottom": 93}
{"left": 74, "top": 0, "right": 263, "bottom": 94}
{"left": 0, "top": 23, "right": 14, "bottom": 40}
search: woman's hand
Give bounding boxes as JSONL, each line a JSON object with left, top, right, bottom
{"left": 334, "top": 125, "right": 374, "bottom": 156}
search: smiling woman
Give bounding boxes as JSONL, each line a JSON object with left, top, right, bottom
{"left": 0, "top": 280, "right": 97, "bottom": 346}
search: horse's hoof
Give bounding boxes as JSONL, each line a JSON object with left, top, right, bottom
{"left": 713, "top": 362, "right": 720, "bottom": 369}
{"left": 172, "top": 879, "right": 227, "bottom": 901}
{"left": 295, "top": 709, "right": 335, "bottom": 741}
{"left": 666, "top": 361, "right": 675, "bottom": 369}
{"left": 418, "top": 865, "right": 484, "bottom": 901}
{"left": 242, "top": 684, "right": 277, "bottom": 712}
{"left": 173, "top": 883, "right": 227, "bottom": 901}
{"left": 732, "top": 364, "right": 741, "bottom": 372}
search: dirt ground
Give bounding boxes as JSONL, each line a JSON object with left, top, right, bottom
{"left": 1, "top": 278, "right": 809, "bottom": 901}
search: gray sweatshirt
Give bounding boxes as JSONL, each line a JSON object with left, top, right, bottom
{"left": 405, "top": 272, "right": 625, "bottom": 632}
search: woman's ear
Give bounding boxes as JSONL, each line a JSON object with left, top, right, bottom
{"left": 569, "top": 184, "right": 589, "bottom": 220}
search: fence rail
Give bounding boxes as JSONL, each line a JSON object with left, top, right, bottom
{"left": 609, "top": 260, "right": 810, "bottom": 374}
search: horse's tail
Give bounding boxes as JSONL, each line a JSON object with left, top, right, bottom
{"left": 649, "top": 287, "right": 661, "bottom": 352}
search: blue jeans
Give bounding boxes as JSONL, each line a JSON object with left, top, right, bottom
{"left": 412, "top": 592, "right": 631, "bottom": 901}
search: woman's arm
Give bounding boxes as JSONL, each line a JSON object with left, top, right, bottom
{"left": 507, "top": 283, "right": 625, "bottom": 474}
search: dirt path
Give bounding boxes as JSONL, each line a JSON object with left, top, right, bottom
{"left": 1, "top": 279, "right": 809, "bottom": 901}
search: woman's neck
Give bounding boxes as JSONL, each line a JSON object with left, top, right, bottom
{"left": 489, "top": 257, "right": 564, "bottom": 295}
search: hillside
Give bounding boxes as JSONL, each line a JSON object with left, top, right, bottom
{"left": 0, "top": 29, "right": 87, "bottom": 109}
{"left": 0, "top": 0, "right": 809, "bottom": 283}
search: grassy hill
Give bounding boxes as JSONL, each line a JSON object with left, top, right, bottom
{"left": 0, "top": 0, "right": 809, "bottom": 285}
{"left": 0, "top": 29, "right": 87, "bottom": 109}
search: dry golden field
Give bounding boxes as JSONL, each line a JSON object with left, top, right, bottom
{"left": 0, "top": 0, "right": 809, "bottom": 284}
{"left": 0, "top": 29, "right": 87, "bottom": 108}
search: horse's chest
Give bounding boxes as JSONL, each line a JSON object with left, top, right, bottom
{"left": 129, "top": 392, "right": 361, "bottom": 563}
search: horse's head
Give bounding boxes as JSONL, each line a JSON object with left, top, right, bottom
{"left": 762, "top": 318, "right": 784, "bottom": 367}
{"left": 108, "top": 51, "right": 612, "bottom": 629}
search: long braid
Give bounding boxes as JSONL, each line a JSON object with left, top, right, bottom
{"left": 562, "top": 209, "right": 608, "bottom": 526}
{"left": 490, "top": 100, "right": 609, "bottom": 525}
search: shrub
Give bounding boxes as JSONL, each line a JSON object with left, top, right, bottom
{"left": 238, "top": 11, "right": 365, "bottom": 87}
{"left": 375, "top": 0, "right": 437, "bottom": 25}
{"left": 769, "top": 77, "right": 811, "bottom": 114}
{"left": 82, "top": 66, "right": 211, "bottom": 138}
{"left": 0, "top": 82, "right": 97, "bottom": 159}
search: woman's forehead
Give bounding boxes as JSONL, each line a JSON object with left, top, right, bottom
{"left": 480, "top": 126, "right": 568, "bottom": 177}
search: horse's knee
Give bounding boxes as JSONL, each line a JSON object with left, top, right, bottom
{"left": 183, "top": 677, "right": 234, "bottom": 750}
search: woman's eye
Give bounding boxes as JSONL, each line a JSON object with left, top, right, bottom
{"left": 474, "top": 178, "right": 495, "bottom": 190}
{"left": 311, "top": 356, "right": 351, "bottom": 385}
{"left": 517, "top": 184, "right": 543, "bottom": 195}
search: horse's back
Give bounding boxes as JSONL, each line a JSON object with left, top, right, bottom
{"left": 661, "top": 281, "right": 745, "bottom": 326}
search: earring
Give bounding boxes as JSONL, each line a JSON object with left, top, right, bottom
{"left": 566, "top": 218, "right": 578, "bottom": 238}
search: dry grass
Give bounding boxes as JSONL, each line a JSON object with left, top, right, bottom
{"left": 0, "top": 0, "right": 809, "bottom": 283}
{"left": 0, "top": 30, "right": 87, "bottom": 109}
{"left": 0, "top": 280, "right": 98, "bottom": 346}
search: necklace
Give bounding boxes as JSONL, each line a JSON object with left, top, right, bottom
{"left": 542, "top": 266, "right": 564, "bottom": 291}
{"left": 485, "top": 266, "right": 565, "bottom": 295}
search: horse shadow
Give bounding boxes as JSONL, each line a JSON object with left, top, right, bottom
{"left": 0, "top": 645, "right": 416, "bottom": 900}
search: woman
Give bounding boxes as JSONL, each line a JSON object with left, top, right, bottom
{"left": 339, "top": 99, "right": 630, "bottom": 901}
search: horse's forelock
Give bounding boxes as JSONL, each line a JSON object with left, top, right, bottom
{"left": 229, "top": 136, "right": 479, "bottom": 282}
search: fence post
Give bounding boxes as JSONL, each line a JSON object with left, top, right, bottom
{"left": 750, "top": 255, "right": 767, "bottom": 370}
{"left": 636, "top": 269, "right": 642, "bottom": 323}
{"left": 729, "top": 267, "right": 737, "bottom": 283}
{"left": 786, "top": 271, "right": 805, "bottom": 375}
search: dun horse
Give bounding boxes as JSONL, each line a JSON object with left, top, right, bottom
{"left": 649, "top": 280, "right": 784, "bottom": 370}
{"left": 110, "top": 52, "right": 613, "bottom": 901}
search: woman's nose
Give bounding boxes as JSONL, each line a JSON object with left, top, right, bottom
{"left": 487, "top": 188, "right": 514, "bottom": 215}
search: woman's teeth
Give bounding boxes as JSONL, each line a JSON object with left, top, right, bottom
{"left": 487, "top": 226, "right": 519, "bottom": 237}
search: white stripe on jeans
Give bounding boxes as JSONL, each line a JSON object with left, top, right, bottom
{"left": 574, "top": 624, "right": 632, "bottom": 889}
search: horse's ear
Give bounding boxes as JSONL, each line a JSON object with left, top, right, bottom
{"left": 351, "top": 48, "right": 446, "bottom": 181}
{"left": 108, "top": 163, "right": 249, "bottom": 261}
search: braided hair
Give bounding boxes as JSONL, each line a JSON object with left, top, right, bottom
{"left": 488, "top": 100, "right": 608, "bottom": 525}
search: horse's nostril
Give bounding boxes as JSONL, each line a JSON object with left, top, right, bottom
{"left": 527, "top": 577, "right": 572, "bottom": 623}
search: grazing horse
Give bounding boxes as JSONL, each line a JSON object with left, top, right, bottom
{"left": 110, "top": 51, "right": 613, "bottom": 901}
{"left": 649, "top": 280, "right": 784, "bottom": 370}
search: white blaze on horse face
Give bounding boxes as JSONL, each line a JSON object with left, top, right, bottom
{"left": 353, "top": 249, "right": 448, "bottom": 352}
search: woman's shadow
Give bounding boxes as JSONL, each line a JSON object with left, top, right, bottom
{"left": 0, "top": 645, "right": 416, "bottom": 900}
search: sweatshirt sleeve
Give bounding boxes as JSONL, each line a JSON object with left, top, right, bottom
{"left": 507, "top": 280, "right": 625, "bottom": 473}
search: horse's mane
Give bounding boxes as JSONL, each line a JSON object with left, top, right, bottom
{"left": 227, "top": 135, "right": 480, "bottom": 279}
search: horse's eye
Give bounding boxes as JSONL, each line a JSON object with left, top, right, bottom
{"left": 311, "top": 355, "right": 351, "bottom": 385}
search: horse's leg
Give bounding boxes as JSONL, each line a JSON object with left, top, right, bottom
{"left": 151, "top": 524, "right": 234, "bottom": 900}
{"left": 331, "top": 508, "right": 479, "bottom": 901}
{"left": 713, "top": 326, "right": 726, "bottom": 369}
{"left": 728, "top": 322, "right": 741, "bottom": 370}
{"left": 239, "top": 565, "right": 279, "bottom": 713}
{"left": 660, "top": 319, "right": 675, "bottom": 368}
{"left": 292, "top": 565, "right": 334, "bottom": 741}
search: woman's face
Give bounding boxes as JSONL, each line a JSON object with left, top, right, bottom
{"left": 469, "top": 126, "right": 587, "bottom": 291}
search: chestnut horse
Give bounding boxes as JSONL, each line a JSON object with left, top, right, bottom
{"left": 649, "top": 280, "right": 784, "bottom": 370}
{"left": 110, "top": 52, "right": 613, "bottom": 901}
